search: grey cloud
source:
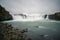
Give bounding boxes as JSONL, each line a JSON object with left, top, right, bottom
{"left": 0, "top": 0, "right": 60, "bottom": 14}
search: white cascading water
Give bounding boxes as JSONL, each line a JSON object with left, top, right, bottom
{"left": 11, "top": 13, "right": 45, "bottom": 21}
{"left": 45, "top": 15, "right": 49, "bottom": 20}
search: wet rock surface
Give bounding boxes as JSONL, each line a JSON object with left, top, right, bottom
{"left": 0, "top": 23, "right": 31, "bottom": 40}
{"left": 0, "top": 5, "right": 13, "bottom": 21}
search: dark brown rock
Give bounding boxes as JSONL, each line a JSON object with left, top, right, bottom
{"left": 0, "top": 5, "right": 13, "bottom": 21}
{"left": 44, "top": 14, "right": 47, "bottom": 18}
{"left": 0, "top": 23, "right": 18, "bottom": 40}
{"left": 0, "top": 23, "right": 30, "bottom": 40}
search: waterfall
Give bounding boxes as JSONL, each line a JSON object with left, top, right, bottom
{"left": 10, "top": 13, "right": 45, "bottom": 21}
{"left": 46, "top": 15, "right": 49, "bottom": 20}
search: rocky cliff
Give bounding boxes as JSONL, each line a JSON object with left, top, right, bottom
{"left": 48, "top": 12, "right": 60, "bottom": 20}
{"left": 0, "top": 5, "right": 13, "bottom": 21}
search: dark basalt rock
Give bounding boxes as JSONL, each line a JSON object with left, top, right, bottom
{"left": 44, "top": 14, "right": 47, "bottom": 19}
{"left": 48, "top": 12, "right": 60, "bottom": 20}
{"left": 0, "top": 23, "right": 29, "bottom": 40}
{"left": 0, "top": 5, "right": 13, "bottom": 21}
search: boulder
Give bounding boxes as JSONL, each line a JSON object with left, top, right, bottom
{"left": 48, "top": 12, "right": 60, "bottom": 20}
{"left": 0, "top": 5, "right": 13, "bottom": 21}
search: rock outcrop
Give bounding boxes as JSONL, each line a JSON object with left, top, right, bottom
{"left": 0, "top": 5, "right": 13, "bottom": 21}
{"left": 44, "top": 14, "right": 47, "bottom": 19}
{"left": 0, "top": 23, "right": 31, "bottom": 40}
{"left": 48, "top": 12, "right": 60, "bottom": 20}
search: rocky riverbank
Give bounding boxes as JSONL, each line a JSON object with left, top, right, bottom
{"left": 0, "top": 23, "right": 32, "bottom": 40}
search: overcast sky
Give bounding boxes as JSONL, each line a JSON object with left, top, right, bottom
{"left": 0, "top": 0, "right": 60, "bottom": 14}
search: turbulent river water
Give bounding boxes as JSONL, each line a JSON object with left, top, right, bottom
{"left": 3, "top": 19, "right": 60, "bottom": 40}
